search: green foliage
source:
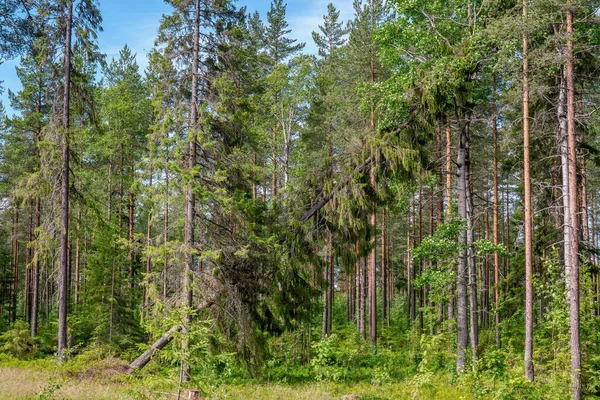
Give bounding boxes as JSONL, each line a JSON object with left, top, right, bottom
{"left": 311, "top": 334, "right": 343, "bottom": 382}
{"left": 36, "top": 376, "right": 62, "bottom": 400}
{"left": 1, "top": 320, "right": 37, "bottom": 358}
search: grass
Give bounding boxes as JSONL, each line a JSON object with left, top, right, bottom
{"left": 0, "top": 366, "right": 129, "bottom": 399}
{"left": 0, "top": 359, "right": 472, "bottom": 400}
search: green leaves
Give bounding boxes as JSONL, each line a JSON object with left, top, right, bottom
{"left": 412, "top": 217, "right": 467, "bottom": 263}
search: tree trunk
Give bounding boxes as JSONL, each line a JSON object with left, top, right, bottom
{"left": 523, "top": 0, "right": 534, "bottom": 381}
{"left": 11, "top": 203, "right": 19, "bottom": 323}
{"left": 58, "top": 0, "right": 73, "bottom": 363}
{"left": 418, "top": 187, "right": 424, "bottom": 331}
{"left": 445, "top": 119, "right": 455, "bottom": 331}
{"left": 128, "top": 190, "right": 135, "bottom": 291}
{"left": 359, "top": 258, "right": 367, "bottom": 341}
{"left": 181, "top": 0, "right": 201, "bottom": 383}
{"left": 566, "top": 7, "right": 581, "bottom": 398}
{"left": 145, "top": 165, "right": 153, "bottom": 317}
{"left": 456, "top": 117, "right": 469, "bottom": 373}
{"left": 492, "top": 87, "right": 500, "bottom": 348}
{"left": 252, "top": 152, "right": 257, "bottom": 200}
{"left": 31, "top": 195, "right": 41, "bottom": 336}
{"left": 466, "top": 132, "right": 478, "bottom": 371}
{"left": 322, "top": 237, "right": 331, "bottom": 339}
{"left": 26, "top": 206, "right": 33, "bottom": 323}
{"left": 381, "top": 209, "right": 387, "bottom": 327}
{"left": 163, "top": 139, "right": 169, "bottom": 301}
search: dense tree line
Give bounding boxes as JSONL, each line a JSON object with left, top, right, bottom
{"left": 1, "top": 0, "right": 600, "bottom": 398}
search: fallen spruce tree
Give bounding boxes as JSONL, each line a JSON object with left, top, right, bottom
{"left": 126, "top": 294, "right": 219, "bottom": 373}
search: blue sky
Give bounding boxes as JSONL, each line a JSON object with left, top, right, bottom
{"left": 0, "top": 0, "right": 355, "bottom": 116}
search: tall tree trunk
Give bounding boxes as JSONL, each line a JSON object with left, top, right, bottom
{"left": 31, "top": 196, "right": 41, "bottom": 335}
{"left": 74, "top": 207, "right": 80, "bottom": 306}
{"left": 11, "top": 203, "right": 19, "bottom": 323}
{"left": 181, "top": 0, "right": 200, "bottom": 383}
{"left": 163, "top": 139, "right": 169, "bottom": 301}
{"left": 407, "top": 209, "right": 412, "bottom": 321}
{"left": 523, "top": 0, "right": 534, "bottom": 380}
{"left": 566, "top": 7, "right": 581, "bottom": 398}
{"left": 418, "top": 187, "right": 424, "bottom": 331}
{"left": 410, "top": 196, "right": 416, "bottom": 322}
{"left": 58, "top": 0, "right": 73, "bottom": 363}
{"left": 381, "top": 209, "right": 387, "bottom": 326}
{"left": 445, "top": 120, "right": 454, "bottom": 331}
{"left": 272, "top": 128, "right": 277, "bottom": 199}
{"left": 360, "top": 258, "right": 367, "bottom": 341}
{"left": 456, "top": 117, "right": 468, "bottom": 373}
{"left": 252, "top": 152, "right": 257, "bottom": 200}
{"left": 557, "top": 59, "right": 571, "bottom": 294}
{"left": 356, "top": 256, "right": 361, "bottom": 331}
{"left": 145, "top": 165, "right": 153, "bottom": 317}
{"left": 368, "top": 200, "right": 377, "bottom": 346}
{"left": 436, "top": 126, "right": 444, "bottom": 332}
{"left": 466, "top": 130, "right": 478, "bottom": 371}
{"left": 328, "top": 244, "right": 334, "bottom": 335}
{"left": 367, "top": 37, "right": 378, "bottom": 347}
{"left": 26, "top": 205, "right": 33, "bottom": 322}
{"left": 492, "top": 88, "right": 501, "bottom": 348}
{"left": 322, "top": 237, "right": 331, "bottom": 339}
{"left": 128, "top": 189, "right": 135, "bottom": 291}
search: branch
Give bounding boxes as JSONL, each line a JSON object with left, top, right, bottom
{"left": 299, "top": 155, "right": 373, "bottom": 222}
{"left": 421, "top": 10, "right": 452, "bottom": 48}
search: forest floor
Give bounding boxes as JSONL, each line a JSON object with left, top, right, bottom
{"left": 0, "top": 362, "right": 470, "bottom": 400}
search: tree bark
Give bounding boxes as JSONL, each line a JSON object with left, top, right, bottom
{"left": 445, "top": 120, "right": 455, "bottom": 331}
{"left": 368, "top": 176, "right": 377, "bottom": 346}
{"left": 180, "top": 0, "right": 200, "bottom": 383}
{"left": 523, "top": 0, "right": 534, "bottom": 381}
{"left": 163, "top": 138, "right": 169, "bottom": 301}
{"left": 11, "top": 203, "right": 19, "bottom": 323}
{"left": 466, "top": 131, "right": 478, "bottom": 371}
{"left": 360, "top": 258, "right": 366, "bottom": 341}
{"left": 145, "top": 165, "right": 153, "bottom": 317}
{"left": 492, "top": 86, "right": 501, "bottom": 348}
{"left": 58, "top": 0, "right": 73, "bottom": 363}
{"left": 381, "top": 209, "right": 387, "bottom": 326}
{"left": 566, "top": 7, "right": 581, "bottom": 398}
{"left": 456, "top": 117, "right": 468, "bottom": 373}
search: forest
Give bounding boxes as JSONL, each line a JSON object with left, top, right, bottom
{"left": 0, "top": 0, "right": 599, "bottom": 399}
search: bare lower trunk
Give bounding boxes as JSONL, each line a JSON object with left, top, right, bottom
{"left": 456, "top": 117, "right": 469, "bottom": 373}
{"left": 368, "top": 171, "right": 377, "bottom": 346}
{"left": 31, "top": 197, "right": 41, "bottom": 336}
{"left": 145, "top": 166, "right": 153, "bottom": 317}
{"left": 445, "top": 120, "right": 455, "bottom": 331}
{"left": 381, "top": 209, "right": 387, "bottom": 326}
{"left": 11, "top": 204, "right": 19, "bottom": 323}
{"left": 163, "top": 150, "right": 169, "bottom": 300}
{"left": 492, "top": 90, "right": 500, "bottom": 348}
{"left": 322, "top": 236, "right": 331, "bottom": 339}
{"left": 271, "top": 128, "right": 277, "bottom": 199}
{"left": 466, "top": 131, "right": 478, "bottom": 371}
{"left": 128, "top": 190, "right": 135, "bottom": 291}
{"left": 360, "top": 258, "right": 367, "bottom": 341}
{"left": 74, "top": 207, "right": 80, "bottom": 305}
